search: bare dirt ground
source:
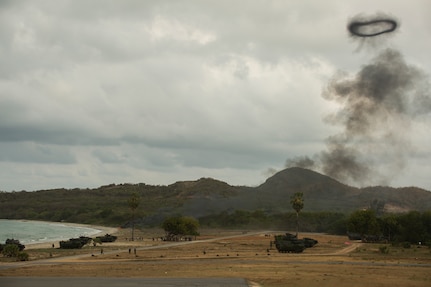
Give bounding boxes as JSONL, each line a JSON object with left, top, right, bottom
{"left": 1, "top": 229, "right": 431, "bottom": 287}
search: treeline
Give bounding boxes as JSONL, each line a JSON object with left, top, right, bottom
{"left": 347, "top": 210, "right": 431, "bottom": 244}
{"left": 198, "top": 210, "right": 347, "bottom": 234}
{"left": 199, "top": 209, "right": 431, "bottom": 244}
{"left": 0, "top": 186, "right": 171, "bottom": 226}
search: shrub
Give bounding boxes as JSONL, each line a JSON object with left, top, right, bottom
{"left": 17, "top": 252, "right": 29, "bottom": 261}
{"left": 379, "top": 245, "right": 390, "bottom": 254}
{"left": 402, "top": 242, "right": 411, "bottom": 249}
{"left": 5, "top": 239, "right": 25, "bottom": 251}
{"left": 2, "top": 244, "right": 19, "bottom": 257}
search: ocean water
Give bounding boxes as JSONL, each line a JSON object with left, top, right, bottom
{"left": 0, "top": 219, "right": 101, "bottom": 245}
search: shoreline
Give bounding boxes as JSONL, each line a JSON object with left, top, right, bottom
{"left": 4, "top": 220, "right": 119, "bottom": 250}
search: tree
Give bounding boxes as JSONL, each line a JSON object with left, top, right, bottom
{"left": 396, "top": 211, "right": 426, "bottom": 243}
{"left": 380, "top": 214, "right": 399, "bottom": 241}
{"left": 162, "top": 216, "right": 199, "bottom": 240}
{"left": 290, "top": 192, "right": 304, "bottom": 237}
{"left": 347, "top": 209, "right": 380, "bottom": 237}
{"left": 127, "top": 192, "right": 140, "bottom": 241}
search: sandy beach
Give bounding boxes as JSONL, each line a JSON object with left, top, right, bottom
{"left": 23, "top": 221, "right": 119, "bottom": 250}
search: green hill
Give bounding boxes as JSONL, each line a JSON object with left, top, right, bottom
{"left": 1, "top": 167, "right": 430, "bottom": 227}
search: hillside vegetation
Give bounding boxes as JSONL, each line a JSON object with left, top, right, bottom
{"left": 1, "top": 168, "right": 430, "bottom": 229}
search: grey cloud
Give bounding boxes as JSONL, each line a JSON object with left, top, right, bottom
{"left": 0, "top": 123, "right": 121, "bottom": 146}
{"left": 92, "top": 149, "right": 127, "bottom": 164}
{"left": 0, "top": 1, "right": 430, "bottom": 191}
{"left": 0, "top": 142, "right": 75, "bottom": 164}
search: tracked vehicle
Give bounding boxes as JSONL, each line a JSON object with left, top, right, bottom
{"left": 274, "top": 233, "right": 318, "bottom": 253}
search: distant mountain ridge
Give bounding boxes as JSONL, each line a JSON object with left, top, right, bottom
{"left": 253, "top": 167, "right": 431, "bottom": 213}
{"left": 0, "top": 167, "right": 430, "bottom": 226}
{"left": 175, "top": 167, "right": 431, "bottom": 217}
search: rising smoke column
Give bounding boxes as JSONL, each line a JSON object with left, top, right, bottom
{"left": 286, "top": 14, "right": 431, "bottom": 187}
{"left": 320, "top": 48, "right": 431, "bottom": 185}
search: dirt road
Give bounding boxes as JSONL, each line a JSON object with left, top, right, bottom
{"left": 1, "top": 231, "right": 430, "bottom": 287}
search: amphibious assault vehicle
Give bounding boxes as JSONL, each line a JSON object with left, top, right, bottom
{"left": 96, "top": 234, "right": 118, "bottom": 243}
{"left": 274, "top": 233, "right": 318, "bottom": 253}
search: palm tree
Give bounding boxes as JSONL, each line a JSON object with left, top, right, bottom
{"left": 127, "top": 192, "right": 140, "bottom": 241}
{"left": 290, "top": 192, "right": 304, "bottom": 237}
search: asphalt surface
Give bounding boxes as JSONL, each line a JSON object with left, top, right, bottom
{"left": 0, "top": 277, "right": 250, "bottom": 287}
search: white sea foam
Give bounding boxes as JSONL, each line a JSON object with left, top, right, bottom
{"left": 0, "top": 219, "right": 102, "bottom": 245}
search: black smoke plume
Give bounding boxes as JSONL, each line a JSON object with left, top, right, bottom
{"left": 347, "top": 13, "right": 399, "bottom": 50}
{"left": 287, "top": 48, "right": 431, "bottom": 186}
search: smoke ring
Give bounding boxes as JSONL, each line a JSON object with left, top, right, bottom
{"left": 348, "top": 19, "right": 397, "bottom": 37}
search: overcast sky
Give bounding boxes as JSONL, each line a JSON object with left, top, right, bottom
{"left": 1, "top": 0, "right": 430, "bottom": 192}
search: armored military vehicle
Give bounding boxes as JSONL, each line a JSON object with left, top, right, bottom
{"left": 274, "top": 233, "right": 318, "bottom": 253}
{"left": 59, "top": 236, "right": 92, "bottom": 249}
{"left": 96, "top": 234, "right": 117, "bottom": 242}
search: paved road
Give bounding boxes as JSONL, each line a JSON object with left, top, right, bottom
{"left": 0, "top": 277, "right": 250, "bottom": 287}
